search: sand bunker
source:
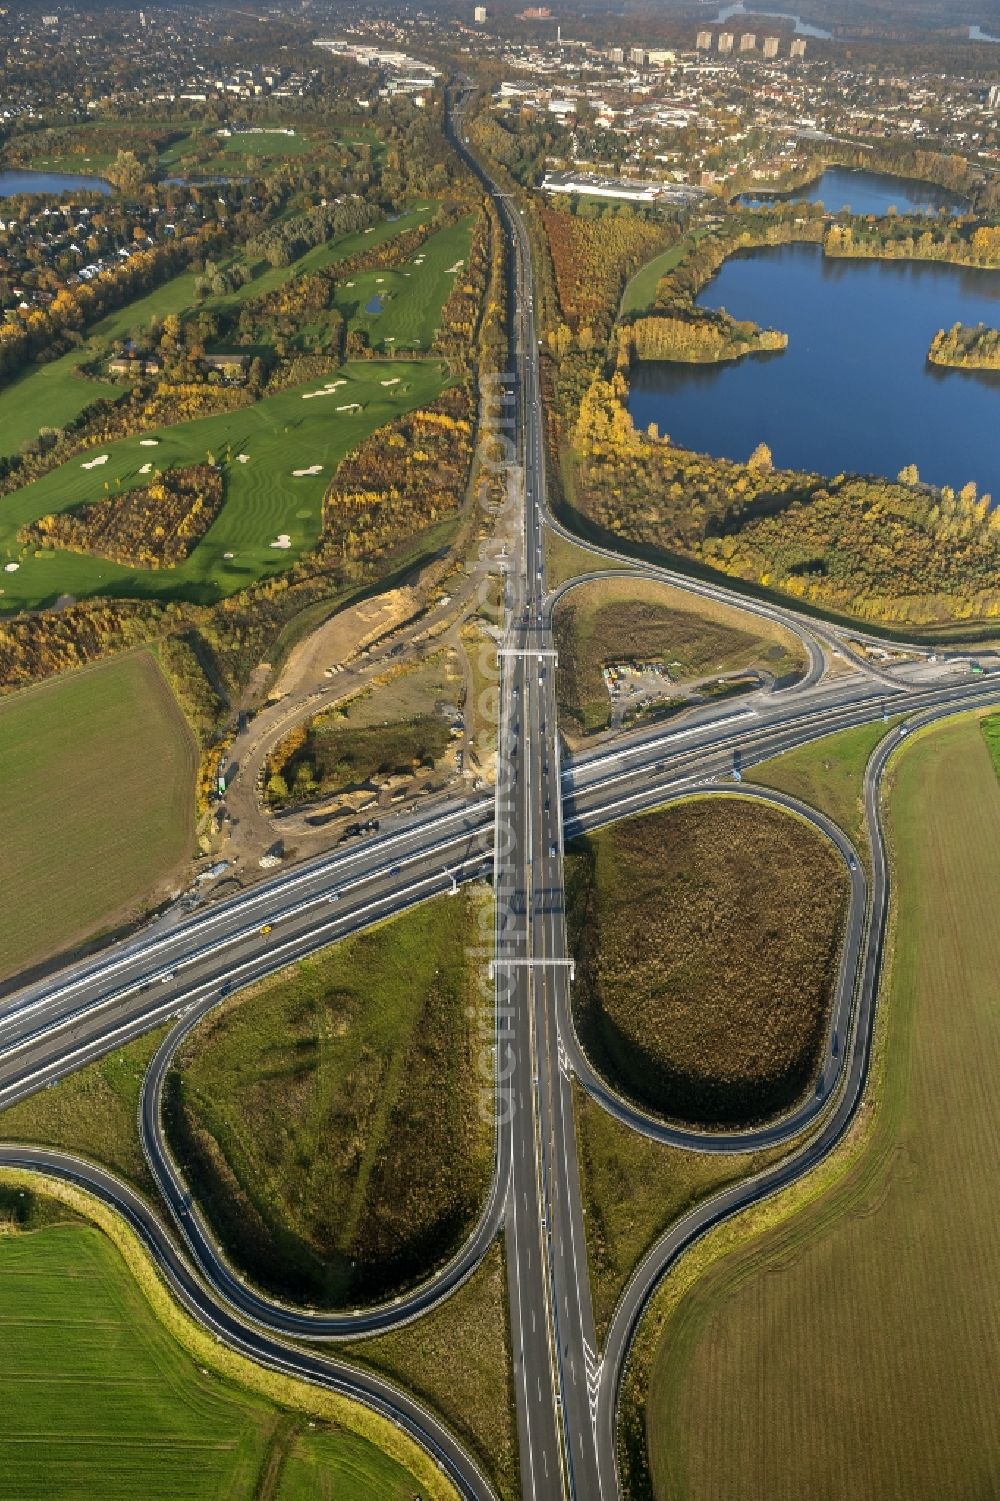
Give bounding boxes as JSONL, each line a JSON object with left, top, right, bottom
{"left": 138, "top": 463, "right": 152, "bottom": 475}
{"left": 269, "top": 534, "right": 292, "bottom": 550}
{"left": 380, "top": 378, "right": 400, "bottom": 387}
{"left": 335, "top": 402, "right": 362, "bottom": 412}
{"left": 235, "top": 453, "right": 250, "bottom": 463}
{"left": 292, "top": 465, "right": 323, "bottom": 477}
{"left": 139, "top": 439, "right": 159, "bottom": 447}
{"left": 4, "top": 562, "right": 19, "bottom": 573}
{"left": 446, "top": 260, "right": 465, "bottom": 274}
{"left": 81, "top": 454, "right": 109, "bottom": 470}
{"left": 302, "top": 379, "right": 349, "bottom": 401}
{"left": 223, "top": 551, "right": 235, "bottom": 560}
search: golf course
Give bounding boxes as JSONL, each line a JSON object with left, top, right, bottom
{"left": 0, "top": 359, "right": 449, "bottom": 611}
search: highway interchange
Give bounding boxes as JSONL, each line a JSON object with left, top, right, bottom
{"left": 3, "top": 80, "right": 1000, "bottom": 1501}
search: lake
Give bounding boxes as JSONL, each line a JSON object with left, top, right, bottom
{"left": 740, "top": 165, "right": 966, "bottom": 216}
{"left": 628, "top": 243, "right": 1000, "bottom": 499}
{"left": 0, "top": 168, "right": 111, "bottom": 198}
{"left": 712, "top": 3, "right": 832, "bottom": 38}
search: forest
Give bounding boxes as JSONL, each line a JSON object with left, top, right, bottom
{"left": 571, "top": 373, "right": 1000, "bottom": 626}
{"left": 541, "top": 201, "right": 675, "bottom": 346}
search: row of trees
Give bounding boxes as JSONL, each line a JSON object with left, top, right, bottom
{"left": 824, "top": 219, "right": 1000, "bottom": 266}
{"left": 245, "top": 197, "right": 381, "bottom": 269}
{"left": 0, "top": 225, "right": 225, "bottom": 382}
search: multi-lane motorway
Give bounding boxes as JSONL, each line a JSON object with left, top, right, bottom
{"left": 3, "top": 80, "right": 1000, "bottom": 1501}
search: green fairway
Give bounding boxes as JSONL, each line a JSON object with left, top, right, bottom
{"left": 0, "top": 652, "right": 195, "bottom": 981}
{"left": 220, "top": 129, "right": 315, "bottom": 159}
{"left": 644, "top": 713, "right": 1000, "bottom": 1501}
{"left": 0, "top": 205, "right": 438, "bottom": 463}
{"left": 0, "top": 1218, "right": 435, "bottom": 1500}
{"left": 0, "top": 356, "right": 128, "bottom": 462}
{"left": 167, "top": 891, "right": 493, "bottom": 1308}
{"left": 335, "top": 217, "right": 474, "bottom": 352}
{"left": 0, "top": 359, "right": 447, "bottom": 611}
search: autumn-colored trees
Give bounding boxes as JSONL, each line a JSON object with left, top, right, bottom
{"left": 626, "top": 313, "right": 787, "bottom": 364}
{"left": 541, "top": 203, "right": 674, "bottom": 346}
{"left": 929, "top": 322, "right": 1000, "bottom": 369}
{"left": 571, "top": 372, "right": 1000, "bottom": 626}
{"left": 20, "top": 464, "right": 225, "bottom": 569}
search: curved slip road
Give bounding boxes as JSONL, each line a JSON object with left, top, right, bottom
{"left": 138, "top": 991, "right": 511, "bottom": 1339}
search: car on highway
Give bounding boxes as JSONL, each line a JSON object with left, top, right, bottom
{"left": 259, "top": 924, "right": 272, "bottom": 936}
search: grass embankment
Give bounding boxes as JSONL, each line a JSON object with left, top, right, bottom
{"left": 567, "top": 799, "right": 847, "bottom": 1125}
{"left": 165, "top": 891, "right": 493, "bottom": 1308}
{"left": 0, "top": 1026, "right": 169, "bottom": 1193}
{"left": 749, "top": 717, "right": 894, "bottom": 857}
{"left": 574, "top": 1088, "right": 783, "bottom": 1342}
{"left": 553, "top": 576, "right": 804, "bottom": 736}
{"left": 0, "top": 1184, "right": 454, "bottom": 1501}
{"left": 639, "top": 713, "right": 1000, "bottom": 1501}
{"left": 0, "top": 653, "right": 195, "bottom": 982}
{"left": 341, "top": 1241, "right": 519, "bottom": 1501}
{"left": 544, "top": 529, "right": 631, "bottom": 589}
{"left": 0, "top": 204, "right": 438, "bottom": 463}
{"left": 0, "top": 359, "right": 446, "bottom": 613}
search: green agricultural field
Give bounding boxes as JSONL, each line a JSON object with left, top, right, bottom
{"left": 0, "top": 1217, "right": 433, "bottom": 1501}
{"left": 567, "top": 798, "right": 847, "bottom": 1124}
{"left": 554, "top": 575, "right": 804, "bottom": 736}
{"left": 165, "top": 890, "right": 494, "bottom": 1308}
{"left": 334, "top": 216, "right": 473, "bottom": 352}
{"left": 0, "top": 205, "right": 438, "bottom": 463}
{"left": 0, "top": 359, "right": 447, "bottom": 612}
{"left": 0, "top": 653, "right": 195, "bottom": 982}
{"left": 644, "top": 714, "right": 1000, "bottom": 1501}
